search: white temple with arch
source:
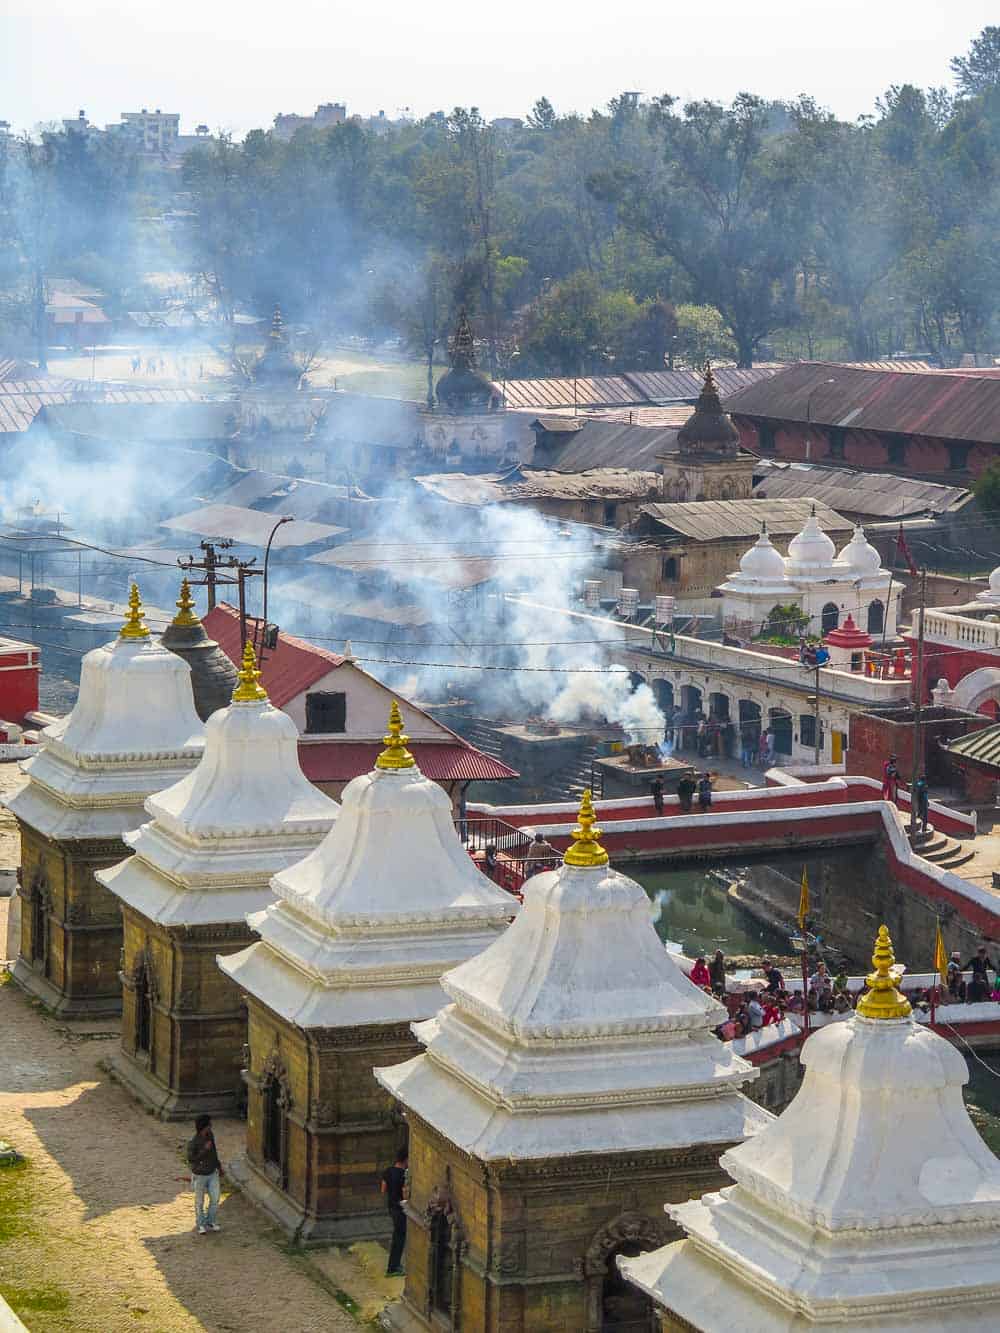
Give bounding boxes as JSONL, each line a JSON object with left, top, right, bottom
{"left": 720, "top": 508, "right": 900, "bottom": 642}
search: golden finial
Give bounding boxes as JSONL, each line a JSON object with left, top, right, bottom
{"left": 376, "top": 700, "right": 415, "bottom": 770}
{"left": 119, "top": 583, "right": 150, "bottom": 640}
{"left": 232, "top": 640, "right": 268, "bottom": 703}
{"left": 172, "top": 578, "right": 200, "bottom": 627}
{"left": 857, "top": 924, "right": 912, "bottom": 1020}
{"left": 564, "top": 789, "right": 609, "bottom": 868}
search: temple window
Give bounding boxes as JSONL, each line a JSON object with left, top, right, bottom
{"left": 305, "top": 691, "right": 347, "bottom": 734}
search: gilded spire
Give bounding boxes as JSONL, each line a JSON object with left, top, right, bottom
{"left": 564, "top": 789, "right": 609, "bottom": 868}
{"left": 449, "top": 310, "right": 477, "bottom": 372}
{"left": 119, "top": 583, "right": 150, "bottom": 640}
{"left": 172, "top": 578, "right": 200, "bottom": 627}
{"left": 232, "top": 640, "right": 268, "bottom": 703}
{"left": 857, "top": 924, "right": 912, "bottom": 1020}
{"left": 376, "top": 700, "right": 415, "bottom": 770}
{"left": 270, "top": 305, "right": 285, "bottom": 341}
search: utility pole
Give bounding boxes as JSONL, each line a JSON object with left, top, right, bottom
{"left": 813, "top": 657, "right": 822, "bottom": 767}
{"left": 909, "top": 567, "right": 928, "bottom": 842}
{"left": 178, "top": 539, "right": 234, "bottom": 612}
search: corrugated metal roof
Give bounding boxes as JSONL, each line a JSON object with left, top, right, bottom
{"left": 539, "top": 419, "right": 680, "bottom": 472}
{"left": 3, "top": 390, "right": 215, "bottom": 438}
{"left": 752, "top": 461, "right": 971, "bottom": 519}
{"left": 308, "top": 537, "right": 503, "bottom": 590}
{"left": 725, "top": 362, "right": 1000, "bottom": 445}
{"left": 945, "top": 724, "right": 1000, "bottom": 769}
{"left": 636, "top": 497, "right": 852, "bottom": 541}
{"left": 162, "top": 503, "right": 346, "bottom": 549}
{"left": 503, "top": 365, "right": 778, "bottom": 411}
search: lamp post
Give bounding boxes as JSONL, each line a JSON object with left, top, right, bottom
{"left": 259, "top": 516, "right": 293, "bottom": 664}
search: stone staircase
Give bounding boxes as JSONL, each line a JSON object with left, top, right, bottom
{"left": 909, "top": 825, "right": 976, "bottom": 870}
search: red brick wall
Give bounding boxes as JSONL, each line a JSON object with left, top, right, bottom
{"left": 848, "top": 708, "right": 991, "bottom": 784}
{"left": 734, "top": 416, "right": 979, "bottom": 480}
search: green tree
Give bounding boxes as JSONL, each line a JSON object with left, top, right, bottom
{"left": 951, "top": 26, "right": 1000, "bottom": 97}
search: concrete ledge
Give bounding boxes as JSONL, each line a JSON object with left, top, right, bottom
{"left": 226, "top": 1152, "right": 392, "bottom": 1247}
{"left": 9, "top": 957, "right": 122, "bottom": 1018}
{"left": 0, "top": 1295, "right": 29, "bottom": 1333}
{"left": 102, "top": 1045, "right": 241, "bottom": 1121}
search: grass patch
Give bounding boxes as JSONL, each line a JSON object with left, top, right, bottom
{"left": 0, "top": 1157, "right": 34, "bottom": 1244}
{"left": 336, "top": 365, "right": 428, "bottom": 400}
{"left": 283, "top": 1247, "right": 363, "bottom": 1320}
{"left": 1, "top": 1283, "right": 71, "bottom": 1314}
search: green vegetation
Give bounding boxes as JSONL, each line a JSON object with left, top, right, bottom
{"left": 2, "top": 26, "right": 999, "bottom": 374}
{"left": 0, "top": 1284, "right": 71, "bottom": 1315}
{"left": 755, "top": 604, "right": 812, "bottom": 645}
{"left": 0, "top": 1156, "right": 34, "bottom": 1244}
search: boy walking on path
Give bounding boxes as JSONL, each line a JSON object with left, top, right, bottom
{"left": 380, "top": 1148, "right": 409, "bottom": 1277}
{"left": 186, "top": 1114, "right": 223, "bottom": 1235}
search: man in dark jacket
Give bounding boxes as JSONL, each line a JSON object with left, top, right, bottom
{"left": 962, "top": 944, "right": 997, "bottom": 1002}
{"left": 677, "top": 773, "right": 696, "bottom": 813}
{"left": 380, "top": 1147, "right": 409, "bottom": 1276}
{"left": 186, "top": 1114, "right": 223, "bottom": 1234}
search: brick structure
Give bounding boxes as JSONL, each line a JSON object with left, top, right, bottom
{"left": 0, "top": 634, "right": 40, "bottom": 724}
{"left": 622, "top": 927, "right": 1000, "bottom": 1328}
{"left": 97, "top": 643, "right": 337, "bottom": 1118}
{"left": 659, "top": 363, "right": 755, "bottom": 504}
{"left": 6, "top": 586, "right": 203, "bottom": 1017}
{"left": 848, "top": 704, "right": 990, "bottom": 786}
{"left": 376, "top": 793, "right": 769, "bottom": 1332}
{"left": 219, "top": 702, "right": 515, "bottom": 1244}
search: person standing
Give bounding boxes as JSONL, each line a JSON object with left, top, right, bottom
{"left": 913, "top": 773, "right": 930, "bottom": 832}
{"left": 186, "top": 1114, "right": 223, "bottom": 1235}
{"left": 962, "top": 945, "right": 997, "bottom": 1003}
{"left": 708, "top": 949, "right": 727, "bottom": 997}
{"left": 381, "top": 1148, "right": 409, "bottom": 1277}
{"left": 650, "top": 776, "right": 665, "bottom": 816}
{"left": 881, "top": 754, "right": 899, "bottom": 803}
{"left": 697, "top": 772, "right": 713, "bottom": 812}
{"left": 677, "top": 772, "right": 696, "bottom": 813}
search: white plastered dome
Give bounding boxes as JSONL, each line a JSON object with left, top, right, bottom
{"left": 785, "top": 505, "right": 836, "bottom": 573}
{"left": 738, "top": 524, "right": 787, "bottom": 583}
{"left": 839, "top": 523, "right": 881, "bottom": 575}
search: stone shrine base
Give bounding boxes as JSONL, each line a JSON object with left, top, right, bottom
{"left": 102, "top": 1044, "right": 241, "bottom": 1121}
{"left": 226, "top": 1152, "right": 393, "bottom": 1247}
{"left": 10, "top": 955, "right": 122, "bottom": 1019}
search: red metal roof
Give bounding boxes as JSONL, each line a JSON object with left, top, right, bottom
{"left": 204, "top": 603, "right": 518, "bottom": 782}
{"left": 297, "top": 740, "right": 517, "bottom": 783}
{"left": 203, "top": 603, "right": 346, "bottom": 708}
{"left": 724, "top": 361, "right": 1000, "bottom": 445}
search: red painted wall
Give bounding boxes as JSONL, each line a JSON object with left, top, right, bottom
{"left": 735, "top": 416, "right": 990, "bottom": 480}
{"left": 0, "top": 651, "right": 39, "bottom": 724}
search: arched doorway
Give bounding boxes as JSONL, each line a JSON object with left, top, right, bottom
{"left": 821, "top": 602, "right": 839, "bottom": 634}
{"left": 708, "top": 692, "right": 733, "bottom": 757}
{"left": 584, "top": 1213, "right": 664, "bottom": 1332}
{"left": 739, "top": 700, "right": 762, "bottom": 764}
{"left": 867, "top": 598, "right": 884, "bottom": 635}
{"left": 951, "top": 667, "right": 1000, "bottom": 715}
{"left": 678, "top": 684, "right": 703, "bottom": 752}
{"left": 768, "top": 707, "right": 793, "bottom": 757}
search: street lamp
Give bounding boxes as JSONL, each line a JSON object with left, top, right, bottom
{"left": 259, "top": 516, "right": 293, "bottom": 664}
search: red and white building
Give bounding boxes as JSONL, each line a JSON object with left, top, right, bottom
{"left": 903, "top": 569, "right": 1000, "bottom": 717}
{"left": 202, "top": 604, "right": 516, "bottom": 809}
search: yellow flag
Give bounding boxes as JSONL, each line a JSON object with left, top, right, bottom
{"left": 798, "top": 866, "right": 810, "bottom": 931}
{"left": 934, "top": 922, "right": 949, "bottom": 987}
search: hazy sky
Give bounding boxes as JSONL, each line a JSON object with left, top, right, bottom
{"left": 4, "top": 1, "right": 996, "bottom": 136}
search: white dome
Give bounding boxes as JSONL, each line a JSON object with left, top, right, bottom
{"left": 785, "top": 506, "right": 836, "bottom": 572}
{"left": 738, "top": 525, "right": 787, "bottom": 583}
{"left": 977, "top": 565, "right": 1000, "bottom": 603}
{"left": 839, "top": 523, "right": 881, "bottom": 575}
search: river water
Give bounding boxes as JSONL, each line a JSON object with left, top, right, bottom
{"left": 630, "top": 863, "right": 1000, "bottom": 1152}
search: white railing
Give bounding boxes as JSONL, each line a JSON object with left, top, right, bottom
{"left": 923, "top": 610, "right": 1000, "bottom": 650}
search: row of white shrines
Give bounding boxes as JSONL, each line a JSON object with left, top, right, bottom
{"left": 6, "top": 585, "right": 1000, "bottom": 1331}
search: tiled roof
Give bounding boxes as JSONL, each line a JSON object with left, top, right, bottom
{"left": 503, "top": 366, "right": 778, "bottom": 411}
{"left": 297, "top": 740, "right": 516, "bottom": 783}
{"left": 203, "top": 603, "right": 345, "bottom": 708}
{"left": 636, "top": 497, "right": 851, "bottom": 541}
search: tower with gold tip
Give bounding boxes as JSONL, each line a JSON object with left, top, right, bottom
{"left": 6, "top": 585, "right": 205, "bottom": 1017}
{"left": 97, "top": 643, "right": 338, "bottom": 1117}
{"left": 218, "top": 702, "right": 516, "bottom": 1244}
{"left": 375, "top": 790, "right": 769, "bottom": 1333}
{"left": 621, "top": 925, "right": 1000, "bottom": 1331}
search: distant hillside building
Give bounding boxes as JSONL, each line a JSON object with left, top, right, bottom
{"left": 273, "top": 103, "right": 347, "bottom": 139}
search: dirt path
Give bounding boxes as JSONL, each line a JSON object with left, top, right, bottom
{"left": 0, "top": 977, "right": 362, "bottom": 1332}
